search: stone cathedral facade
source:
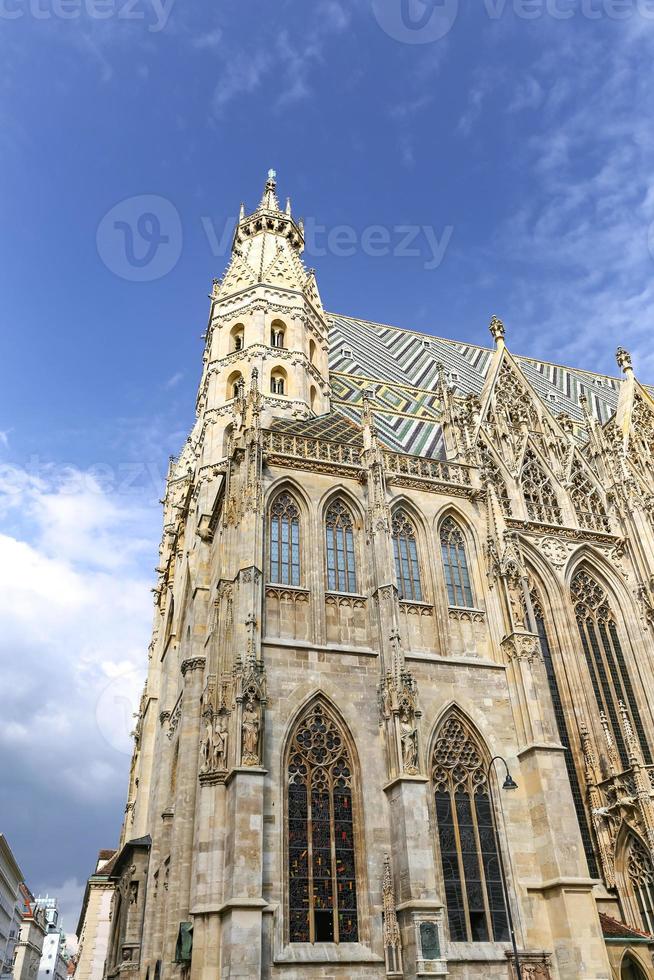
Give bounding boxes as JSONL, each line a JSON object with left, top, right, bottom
{"left": 99, "top": 174, "right": 654, "bottom": 980}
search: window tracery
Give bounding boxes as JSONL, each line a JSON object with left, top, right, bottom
{"left": 392, "top": 509, "right": 423, "bottom": 601}
{"left": 569, "top": 461, "right": 610, "bottom": 532}
{"left": 627, "top": 836, "right": 654, "bottom": 935}
{"left": 478, "top": 444, "right": 511, "bottom": 517}
{"left": 431, "top": 714, "right": 508, "bottom": 943}
{"left": 494, "top": 362, "right": 539, "bottom": 430}
{"left": 269, "top": 491, "right": 300, "bottom": 586}
{"left": 287, "top": 702, "right": 359, "bottom": 944}
{"left": 439, "top": 517, "right": 474, "bottom": 608}
{"left": 325, "top": 500, "right": 357, "bottom": 594}
{"left": 572, "top": 570, "right": 651, "bottom": 768}
{"left": 521, "top": 450, "right": 563, "bottom": 524}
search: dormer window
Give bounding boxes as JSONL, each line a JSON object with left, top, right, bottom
{"left": 341, "top": 347, "right": 352, "bottom": 359}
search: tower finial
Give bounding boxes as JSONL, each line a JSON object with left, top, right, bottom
{"left": 616, "top": 347, "right": 633, "bottom": 376}
{"left": 489, "top": 315, "right": 505, "bottom": 348}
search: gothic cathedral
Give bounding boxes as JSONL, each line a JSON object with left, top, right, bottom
{"left": 100, "top": 174, "right": 654, "bottom": 979}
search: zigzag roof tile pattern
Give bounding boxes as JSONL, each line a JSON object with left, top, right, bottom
{"left": 325, "top": 312, "right": 629, "bottom": 458}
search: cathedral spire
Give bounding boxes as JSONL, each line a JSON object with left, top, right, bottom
{"left": 258, "top": 168, "right": 281, "bottom": 212}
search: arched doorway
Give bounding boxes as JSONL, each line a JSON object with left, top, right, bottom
{"left": 621, "top": 952, "right": 649, "bottom": 980}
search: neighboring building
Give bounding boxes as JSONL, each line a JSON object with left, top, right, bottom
{"left": 74, "top": 852, "right": 116, "bottom": 980}
{"left": 101, "top": 173, "right": 654, "bottom": 978}
{"left": 0, "top": 835, "right": 23, "bottom": 980}
{"left": 13, "top": 885, "right": 47, "bottom": 980}
{"left": 35, "top": 898, "right": 68, "bottom": 980}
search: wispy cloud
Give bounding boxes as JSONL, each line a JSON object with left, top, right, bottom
{"left": 164, "top": 371, "right": 184, "bottom": 389}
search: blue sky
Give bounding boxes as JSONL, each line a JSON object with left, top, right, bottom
{"left": 2, "top": 0, "right": 654, "bottom": 940}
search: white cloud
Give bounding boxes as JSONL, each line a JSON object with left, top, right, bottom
{"left": 164, "top": 371, "right": 184, "bottom": 390}
{"left": 0, "top": 462, "right": 158, "bottom": 921}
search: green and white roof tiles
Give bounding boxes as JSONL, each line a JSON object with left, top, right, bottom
{"left": 324, "top": 312, "right": 628, "bottom": 459}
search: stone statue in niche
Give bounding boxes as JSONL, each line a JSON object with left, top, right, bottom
{"left": 200, "top": 714, "right": 213, "bottom": 773}
{"left": 399, "top": 703, "right": 418, "bottom": 774}
{"left": 507, "top": 571, "right": 526, "bottom": 631}
{"left": 212, "top": 716, "right": 228, "bottom": 770}
{"left": 242, "top": 695, "right": 261, "bottom": 766}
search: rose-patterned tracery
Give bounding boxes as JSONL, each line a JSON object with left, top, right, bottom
{"left": 627, "top": 836, "right": 654, "bottom": 935}
{"left": 431, "top": 714, "right": 508, "bottom": 944}
{"left": 521, "top": 449, "right": 563, "bottom": 525}
{"left": 569, "top": 461, "right": 610, "bottom": 533}
{"left": 572, "top": 570, "right": 651, "bottom": 769}
{"left": 287, "top": 702, "right": 358, "bottom": 944}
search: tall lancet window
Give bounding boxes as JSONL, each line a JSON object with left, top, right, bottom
{"left": 572, "top": 570, "right": 651, "bottom": 768}
{"left": 269, "top": 491, "right": 301, "bottom": 586}
{"left": 520, "top": 449, "right": 562, "bottom": 524}
{"left": 325, "top": 500, "right": 357, "bottom": 593}
{"left": 439, "top": 517, "right": 474, "bottom": 608}
{"left": 569, "top": 460, "right": 610, "bottom": 532}
{"left": 431, "top": 713, "right": 509, "bottom": 943}
{"left": 627, "top": 836, "right": 654, "bottom": 935}
{"left": 529, "top": 583, "right": 598, "bottom": 878}
{"left": 287, "top": 701, "right": 359, "bottom": 944}
{"left": 392, "top": 509, "right": 423, "bottom": 601}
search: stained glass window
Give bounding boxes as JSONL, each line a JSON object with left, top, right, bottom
{"left": 521, "top": 449, "right": 562, "bottom": 524}
{"left": 269, "top": 492, "right": 301, "bottom": 586}
{"left": 287, "top": 702, "right": 359, "bottom": 944}
{"left": 572, "top": 569, "right": 651, "bottom": 768}
{"left": 440, "top": 518, "right": 474, "bottom": 608}
{"left": 431, "top": 714, "right": 508, "bottom": 943}
{"left": 326, "top": 500, "right": 357, "bottom": 594}
{"left": 392, "top": 509, "right": 423, "bottom": 601}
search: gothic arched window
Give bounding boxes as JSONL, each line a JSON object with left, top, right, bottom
{"left": 627, "top": 836, "right": 654, "bottom": 935}
{"left": 520, "top": 450, "right": 562, "bottom": 524}
{"left": 325, "top": 500, "right": 357, "bottom": 593}
{"left": 439, "top": 517, "right": 474, "bottom": 608}
{"left": 431, "top": 714, "right": 509, "bottom": 943}
{"left": 570, "top": 461, "right": 610, "bottom": 532}
{"left": 572, "top": 570, "right": 651, "bottom": 768}
{"left": 529, "top": 582, "right": 598, "bottom": 878}
{"left": 392, "top": 509, "right": 423, "bottom": 601}
{"left": 269, "top": 492, "right": 301, "bottom": 586}
{"left": 287, "top": 701, "right": 359, "bottom": 944}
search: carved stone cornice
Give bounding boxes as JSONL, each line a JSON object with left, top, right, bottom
{"left": 181, "top": 656, "right": 207, "bottom": 677}
{"left": 510, "top": 519, "right": 617, "bottom": 545}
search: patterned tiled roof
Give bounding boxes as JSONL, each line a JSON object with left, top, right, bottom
{"left": 326, "top": 312, "right": 629, "bottom": 458}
